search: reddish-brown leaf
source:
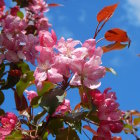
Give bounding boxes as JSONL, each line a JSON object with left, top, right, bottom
{"left": 102, "top": 42, "right": 127, "bottom": 53}
{"left": 74, "top": 103, "right": 81, "bottom": 111}
{"left": 113, "top": 137, "right": 122, "bottom": 140}
{"left": 14, "top": 90, "right": 28, "bottom": 112}
{"left": 48, "top": 3, "right": 62, "bottom": 7}
{"left": 129, "top": 110, "right": 140, "bottom": 117}
{"left": 97, "top": 3, "right": 118, "bottom": 23}
{"left": 83, "top": 125, "right": 97, "bottom": 135}
{"left": 105, "top": 28, "right": 129, "bottom": 42}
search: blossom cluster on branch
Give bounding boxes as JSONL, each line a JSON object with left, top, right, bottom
{"left": 0, "top": 0, "right": 139, "bottom": 140}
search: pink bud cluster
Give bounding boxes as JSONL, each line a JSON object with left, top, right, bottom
{"left": 24, "top": 90, "right": 38, "bottom": 103}
{"left": 53, "top": 99, "right": 71, "bottom": 116}
{"left": 83, "top": 88, "right": 123, "bottom": 139}
{"left": 34, "top": 30, "right": 106, "bottom": 90}
{"left": 0, "top": 112, "right": 17, "bottom": 139}
{"left": 0, "top": 0, "right": 50, "bottom": 64}
{"left": 26, "top": 0, "right": 51, "bottom": 32}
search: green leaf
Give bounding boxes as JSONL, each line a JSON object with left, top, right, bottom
{"left": 106, "top": 67, "right": 117, "bottom": 75}
{"left": 31, "top": 96, "right": 41, "bottom": 108}
{"left": 39, "top": 88, "right": 65, "bottom": 115}
{"left": 62, "top": 112, "right": 89, "bottom": 133}
{"left": 64, "top": 112, "right": 88, "bottom": 122}
{"left": 43, "top": 132, "right": 48, "bottom": 140}
{"left": 0, "top": 63, "right": 5, "bottom": 78}
{"left": 1, "top": 74, "right": 20, "bottom": 89}
{"left": 1, "top": 63, "right": 21, "bottom": 90}
{"left": 16, "top": 71, "right": 34, "bottom": 97}
{"left": 37, "top": 81, "right": 55, "bottom": 96}
{"left": 56, "top": 94, "right": 65, "bottom": 103}
{"left": 17, "top": 11, "right": 24, "bottom": 19}
{"left": 66, "top": 120, "right": 82, "bottom": 133}
{"left": 134, "top": 118, "right": 140, "bottom": 126}
{"left": 56, "top": 127, "right": 80, "bottom": 140}
{"left": 46, "top": 118, "right": 64, "bottom": 135}
{"left": 0, "top": 91, "right": 4, "bottom": 105}
{"left": 124, "top": 124, "right": 133, "bottom": 130}
{"left": 86, "top": 112, "right": 100, "bottom": 124}
{"left": 5, "top": 130, "right": 23, "bottom": 140}
{"left": 17, "top": 61, "right": 30, "bottom": 73}
{"left": 0, "top": 108, "right": 5, "bottom": 116}
{"left": 12, "top": 0, "right": 30, "bottom": 8}
{"left": 34, "top": 110, "right": 47, "bottom": 124}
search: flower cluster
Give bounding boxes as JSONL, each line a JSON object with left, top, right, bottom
{"left": 0, "top": 0, "right": 129, "bottom": 139}
{"left": 0, "top": 0, "right": 50, "bottom": 64}
{"left": 26, "top": 0, "right": 51, "bottom": 32}
{"left": 0, "top": 112, "right": 17, "bottom": 139}
{"left": 34, "top": 30, "right": 106, "bottom": 90}
{"left": 83, "top": 88, "right": 123, "bottom": 139}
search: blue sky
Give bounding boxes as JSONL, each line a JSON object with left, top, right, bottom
{"left": 2, "top": 0, "right": 140, "bottom": 139}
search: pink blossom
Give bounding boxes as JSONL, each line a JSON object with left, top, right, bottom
{"left": 34, "top": 67, "right": 63, "bottom": 90}
{"left": 34, "top": 47, "right": 63, "bottom": 89}
{"left": 10, "top": 6, "right": 20, "bottom": 16}
{"left": 53, "top": 99, "right": 71, "bottom": 116}
{"left": 2, "top": 15, "right": 27, "bottom": 34}
{"left": 47, "top": 68, "right": 63, "bottom": 83}
{"left": 109, "top": 121, "right": 123, "bottom": 133}
{"left": 0, "top": 30, "right": 38, "bottom": 64}
{"left": 27, "top": 0, "right": 49, "bottom": 16}
{"left": 97, "top": 121, "right": 112, "bottom": 140}
{"left": 25, "top": 90, "right": 38, "bottom": 103}
{"left": 5, "top": 50, "right": 19, "bottom": 62}
{"left": 83, "top": 89, "right": 123, "bottom": 139}
{"left": 0, "top": 112, "right": 17, "bottom": 138}
{"left": 34, "top": 68, "right": 47, "bottom": 89}
{"left": 96, "top": 120, "right": 123, "bottom": 139}
{"left": 36, "top": 18, "right": 51, "bottom": 32}
{"left": 39, "top": 30, "right": 57, "bottom": 48}
{"left": 70, "top": 56, "right": 105, "bottom": 89}
{"left": 94, "top": 89, "right": 123, "bottom": 138}
{"left": 55, "top": 37, "right": 81, "bottom": 57}
{"left": 82, "top": 39, "right": 96, "bottom": 57}
{"left": 53, "top": 55, "right": 71, "bottom": 78}
{"left": 0, "top": 33, "right": 15, "bottom": 50}
{"left": 21, "top": 34, "right": 39, "bottom": 64}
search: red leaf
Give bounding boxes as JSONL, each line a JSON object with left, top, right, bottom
{"left": 102, "top": 42, "right": 127, "bottom": 53}
{"left": 83, "top": 125, "right": 97, "bottom": 135}
{"left": 113, "top": 137, "right": 122, "bottom": 140}
{"left": 129, "top": 110, "right": 140, "bottom": 117}
{"left": 48, "top": 3, "right": 62, "bottom": 7}
{"left": 97, "top": 3, "right": 118, "bottom": 23}
{"left": 105, "top": 28, "right": 129, "bottom": 42}
{"left": 74, "top": 103, "right": 81, "bottom": 111}
{"left": 14, "top": 90, "right": 28, "bottom": 112}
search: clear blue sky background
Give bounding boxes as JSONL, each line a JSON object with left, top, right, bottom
{"left": 2, "top": 0, "right": 140, "bottom": 139}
